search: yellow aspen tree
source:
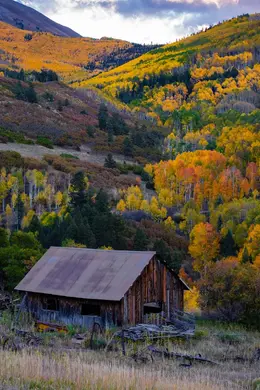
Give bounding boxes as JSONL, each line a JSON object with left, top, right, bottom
{"left": 117, "top": 199, "right": 126, "bottom": 212}
{"left": 189, "top": 223, "right": 220, "bottom": 274}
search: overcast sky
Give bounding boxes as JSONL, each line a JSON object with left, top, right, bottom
{"left": 19, "top": 0, "right": 260, "bottom": 44}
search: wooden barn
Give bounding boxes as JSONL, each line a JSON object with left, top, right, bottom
{"left": 15, "top": 247, "right": 189, "bottom": 328}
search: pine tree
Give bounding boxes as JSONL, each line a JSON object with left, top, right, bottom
{"left": 65, "top": 219, "right": 78, "bottom": 242}
{"left": 104, "top": 153, "right": 117, "bottom": 169}
{"left": 123, "top": 137, "right": 134, "bottom": 157}
{"left": 28, "top": 215, "right": 41, "bottom": 234}
{"left": 98, "top": 104, "right": 108, "bottom": 130}
{"left": 241, "top": 247, "right": 252, "bottom": 264}
{"left": 0, "top": 228, "right": 9, "bottom": 247}
{"left": 133, "top": 229, "right": 148, "bottom": 251}
{"left": 70, "top": 171, "right": 87, "bottom": 207}
{"left": 77, "top": 222, "right": 96, "bottom": 248}
{"left": 95, "top": 190, "right": 109, "bottom": 213}
{"left": 107, "top": 126, "right": 113, "bottom": 145}
{"left": 220, "top": 230, "right": 237, "bottom": 257}
{"left": 217, "top": 215, "right": 223, "bottom": 233}
{"left": 15, "top": 194, "right": 25, "bottom": 230}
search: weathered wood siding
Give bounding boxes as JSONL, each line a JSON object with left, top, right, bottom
{"left": 24, "top": 256, "right": 185, "bottom": 328}
{"left": 26, "top": 293, "right": 122, "bottom": 328}
{"left": 122, "top": 256, "right": 184, "bottom": 325}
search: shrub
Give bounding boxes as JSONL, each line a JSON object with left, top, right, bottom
{"left": 43, "top": 92, "right": 54, "bottom": 102}
{"left": 0, "top": 151, "right": 24, "bottom": 170}
{"left": 87, "top": 126, "right": 95, "bottom": 138}
{"left": 0, "top": 128, "right": 33, "bottom": 144}
{"left": 216, "top": 331, "right": 243, "bottom": 344}
{"left": 252, "top": 378, "right": 260, "bottom": 390}
{"left": 80, "top": 110, "right": 88, "bottom": 115}
{"left": 24, "top": 33, "right": 33, "bottom": 41}
{"left": 14, "top": 82, "right": 38, "bottom": 103}
{"left": 60, "top": 153, "right": 79, "bottom": 160}
{"left": 37, "top": 137, "right": 54, "bottom": 149}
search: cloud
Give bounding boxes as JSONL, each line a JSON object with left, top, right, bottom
{"left": 18, "top": 0, "right": 260, "bottom": 43}
{"left": 23, "top": 0, "right": 260, "bottom": 16}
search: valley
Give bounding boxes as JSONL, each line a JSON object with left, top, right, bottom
{"left": 0, "top": 5, "right": 259, "bottom": 389}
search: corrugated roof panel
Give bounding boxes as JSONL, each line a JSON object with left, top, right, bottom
{"left": 15, "top": 247, "right": 156, "bottom": 301}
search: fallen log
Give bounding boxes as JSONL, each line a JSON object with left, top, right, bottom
{"left": 148, "top": 345, "right": 219, "bottom": 365}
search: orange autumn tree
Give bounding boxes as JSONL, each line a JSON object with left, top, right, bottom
{"left": 189, "top": 222, "right": 220, "bottom": 274}
{"left": 145, "top": 150, "right": 253, "bottom": 209}
{"left": 199, "top": 257, "right": 260, "bottom": 325}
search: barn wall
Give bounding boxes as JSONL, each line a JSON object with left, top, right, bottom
{"left": 26, "top": 293, "right": 122, "bottom": 328}
{"left": 122, "top": 257, "right": 184, "bottom": 325}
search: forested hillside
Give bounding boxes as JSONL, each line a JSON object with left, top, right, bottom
{"left": 82, "top": 13, "right": 260, "bottom": 326}
{"left": 0, "top": 13, "right": 259, "bottom": 326}
{"left": 85, "top": 14, "right": 260, "bottom": 121}
{"left": 0, "top": 22, "right": 160, "bottom": 83}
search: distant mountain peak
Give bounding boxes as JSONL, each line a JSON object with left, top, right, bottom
{"left": 0, "top": 0, "right": 81, "bottom": 37}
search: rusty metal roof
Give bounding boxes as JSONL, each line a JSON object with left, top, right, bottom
{"left": 15, "top": 247, "right": 156, "bottom": 301}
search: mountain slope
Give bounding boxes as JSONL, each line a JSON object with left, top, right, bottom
{"left": 0, "top": 21, "right": 161, "bottom": 83}
{"left": 83, "top": 14, "right": 260, "bottom": 124}
{"left": 0, "top": 0, "right": 80, "bottom": 37}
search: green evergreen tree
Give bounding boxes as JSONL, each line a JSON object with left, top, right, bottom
{"left": 95, "top": 190, "right": 109, "bottom": 213}
{"left": 215, "top": 195, "right": 224, "bottom": 207}
{"left": 123, "top": 137, "right": 134, "bottom": 157}
{"left": 241, "top": 247, "right": 252, "bottom": 264}
{"left": 0, "top": 228, "right": 9, "bottom": 247}
{"left": 15, "top": 194, "right": 25, "bottom": 230}
{"left": 217, "top": 215, "right": 223, "bottom": 233}
{"left": 26, "top": 84, "right": 38, "bottom": 103}
{"left": 98, "top": 103, "right": 108, "bottom": 130}
{"left": 104, "top": 153, "right": 117, "bottom": 169}
{"left": 107, "top": 126, "right": 113, "bottom": 145}
{"left": 153, "top": 239, "right": 182, "bottom": 273}
{"left": 65, "top": 219, "right": 78, "bottom": 242}
{"left": 220, "top": 230, "right": 237, "bottom": 257}
{"left": 133, "top": 229, "right": 148, "bottom": 251}
{"left": 77, "top": 222, "right": 96, "bottom": 248}
{"left": 27, "top": 215, "right": 41, "bottom": 234}
{"left": 70, "top": 171, "right": 87, "bottom": 207}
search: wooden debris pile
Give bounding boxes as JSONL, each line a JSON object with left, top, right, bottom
{"left": 114, "top": 323, "right": 194, "bottom": 342}
{"left": 114, "top": 310, "right": 195, "bottom": 342}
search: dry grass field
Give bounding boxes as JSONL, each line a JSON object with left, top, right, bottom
{"left": 0, "top": 319, "right": 259, "bottom": 390}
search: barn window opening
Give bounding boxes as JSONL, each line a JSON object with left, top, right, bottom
{"left": 43, "top": 298, "right": 59, "bottom": 311}
{"left": 81, "top": 303, "right": 101, "bottom": 316}
{"left": 143, "top": 302, "right": 161, "bottom": 315}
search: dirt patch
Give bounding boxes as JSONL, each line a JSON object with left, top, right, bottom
{"left": 0, "top": 143, "right": 135, "bottom": 166}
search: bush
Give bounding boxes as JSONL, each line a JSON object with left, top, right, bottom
{"left": 43, "top": 92, "right": 54, "bottom": 102}
{"left": 60, "top": 153, "right": 79, "bottom": 160}
{"left": 24, "top": 33, "right": 33, "bottom": 41}
{"left": 87, "top": 126, "right": 95, "bottom": 138}
{"left": 37, "top": 137, "right": 54, "bottom": 149}
{"left": 252, "top": 378, "right": 260, "bottom": 390}
{"left": 14, "top": 82, "right": 38, "bottom": 103}
{"left": 0, "top": 151, "right": 24, "bottom": 170}
{"left": 199, "top": 258, "right": 260, "bottom": 327}
{"left": 0, "top": 128, "right": 34, "bottom": 145}
{"left": 216, "top": 331, "right": 243, "bottom": 344}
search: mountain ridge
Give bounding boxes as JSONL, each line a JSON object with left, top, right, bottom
{"left": 0, "top": 0, "right": 81, "bottom": 37}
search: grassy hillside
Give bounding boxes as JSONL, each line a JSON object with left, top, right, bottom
{"left": 0, "top": 22, "right": 160, "bottom": 83}
{"left": 0, "top": 75, "right": 166, "bottom": 163}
